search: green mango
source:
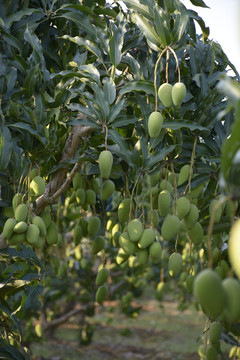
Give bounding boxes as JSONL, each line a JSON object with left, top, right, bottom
{"left": 222, "top": 278, "right": 240, "bottom": 323}
{"left": 209, "top": 322, "right": 222, "bottom": 343}
{"left": 147, "top": 210, "right": 159, "bottom": 228}
{"left": 149, "top": 241, "right": 162, "bottom": 263}
{"left": 76, "top": 188, "right": 86, "bottom": 205}
{"left": 118, "top": 198, "right": 131, "bottom": 224}
{"left": 95, "top": 285, "right": 108, "bottom": 304}
{"left": 119, "top": 232, "right": 135, "bottom": 255}
{"left": 138, "top": 228, "right": 155, "bottom": 249}
{"left": 92, "top": 236, "right": 105, "bottom": 254}
{"left": 26, "top": 224, "right": 40, "bottom": 245}
{"left": 73, "top": 225, "right": 83, "bottom": 246}
{"left": 187, "top": 222, "right": 203, "bottom": 246}
{"left": 161, "top": 215, "right": 180, "bottom": 241}
{"left": 87, "top": 216, "right": 101, "bottom": 237}
{"left": 137, "top": 248, "right": 149, "bottom": 265}
{"left": 158, "top": 190, "right": 171, "bottom": 217}
{"left": 96, "top": 268, "right": 109, "bottom": 286}
{"left": 99, "top": 150, "right": 113, "bottom": 178}
{"left": 127, "top": 219, "right": 143, "bottom": 242}
{"left": 15, "top": 204, "right": 28, "bottom": 222}
{"left": 46, "top": 221, "right": 58, "bottom": 245}
{"left": 32, "top": 216, "right": 47, "bottom": 236}
{"left": 86, "top": 189, "right": 96, "bottom": 206}
{"left": 155, "top": 281, "right": 165, "bottom": 301}
{"left": 73, "top": 172, "right": 83, "bottom": 190}
{"left": 30, "top": 176, "right": 45, "bottom": 196}
{"left": 168, "top": 252, "right": 183, "bottom": 277}
{"left": 12, "top": 193, "right": 23, "bottom": 211}
{"left": 172, "top": 82, "right": 186, "bottom": 106}
{"left": 116, "top": 247, "right": 129, "bottom": 265}
{"left": 148, "top": 111, "right": 163, "bottom": 138}
{"left": 2, "top": 218, "right": 17, "bottom": 239}
{"left": 158, "top": 83, "right": 173, "bottom": 108}
{"left": 176, "top": 196, "right": 190, "bottom": 220}
{"left": 7, "top": 232, "right": 25, "bottom": 246}
{"left": 178, "top": 164, "right": 190, "bottom": 186}
{"left": 13, "top": 221, "right": 28, "bottom": 234}
{"left": 100, "top": 180, "right": 115, "bottom": 201}
{"left": 206, "top": 345, "right": 218, "bottom": 360}
{"left": 184, "top": 204, "right": 199, "bottom": 229}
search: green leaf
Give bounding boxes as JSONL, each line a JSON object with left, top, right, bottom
{"left": 109, "top": 24, "right": 124, "bottom": 68}
{"left": 122, "top": 0, "right": 152, "bottom": 19}
{"left": 4, "top": 67, "right": 17, "bottom": 99}
{"left": 187, "top": 10, "right": 209, "bottom": 41}
{"left": 152, "top": 6, "right": 171, "bottom": 46}
{"left": 0, "top": 125, "right": 12, "bottom": 171}
{"left": 110, "top": 115, "right": 138, "bottom": 127}
{"left": 189, "top": 0, "right": 209, "bottom": 8}
{"left": 67, "top": 103, "right": 97, "bottom": 122}
{"left": 60, "top": 12, "right": 96, "bottom": 39}
{"left": 145, "top": 145, "right": 176, "bottom": 170}
{"left": 62, "top": 35, "right": 103, "bottom": 63}
{"left": 50, "top": 65, "right": 100, "bottom": 84}
{"left": 4, "top": 8, "right": 43, "bottom": 28}
{"left": 171, "top": 13, "right": 189, "bottom": 44}
{"left": 108, "top": 129, "right": 134, "bottom": 166}
{"left": 162, "top": 121, "right": 208, "bottom": 132}
{"left": 103, "top": 78, "right": 116, "bottom": 105}
{"left": 0, "top": 24, "right": 23, "bottom": 53}
{"left": 9, "top": 123, "right": 47, "bottom": 146}
{"left": 133, "top": 13, "right": 161, "bottom": 47}
{"left": 119, "top": 80, "right": 155, "bottom": 97}
{"left": 108, "top": 99, "right": 126, "bottom": 123}
{"left": 22, "top": 65, "right": 38, "bottom": 98}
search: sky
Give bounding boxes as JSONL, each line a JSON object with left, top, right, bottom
{"left": 182, "top": 0, "right": 240, "bottom": 74}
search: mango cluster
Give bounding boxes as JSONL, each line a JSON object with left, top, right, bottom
{"left": 158, "top": 82, "right": 186, "bottom": 108}
{"left": 95, "top": 266, "right": 109, "bottom": 304}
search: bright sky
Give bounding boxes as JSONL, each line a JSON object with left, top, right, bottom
{"left": 182, "top": 0, "right": 240, "bottom": 75}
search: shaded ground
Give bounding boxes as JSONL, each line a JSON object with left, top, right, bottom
{"left": 30, "top": 295, "right": 231, "bottom": 360}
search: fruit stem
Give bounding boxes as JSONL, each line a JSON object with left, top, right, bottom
{"left": 154, "top": 47, "right": 168, "bottom": 112}
{"left": 129, "top": 173, "right": 141, "bottom": 221}
{"left": 168, "top": 46, "right": 181, "bottom": 83}
{"left": 207, "top": 195, "right": 231, "bottom": 268}
{"left": 148, "top": 174, "right": 153, "bottom": 228}
{"left": 183, "top": 134, "right": 198, "bottom": 199}
{"left": 166, "top": 48, "right": 170, "bottom": 84}
{"left": 104, "top": 125, "right": 108, "bottom": 150}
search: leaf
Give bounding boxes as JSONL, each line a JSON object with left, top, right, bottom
{"left": 9, "top": 123, "right": 47, "bottom": 146}
{"left": 133, "top": 13, "right": 161, "bottom": 47}
{"left": 4, "top": 67, "right": 17, "bottom": 100}
{"left": 109, "top": 24, "right": 124, "bottom": 68}
{"left": 103, "top": 78, "right": 116, "bottom": 105}
{"left": 110, "top": 115, "right": 138, "bottom": 127}
{"left": 108, "top": 99, "right": 126, "bottom": 123}
{"left": 152, "top": 6, "right": 171, "bottom": 46}
{"left": 108, "top": 129, "right": 133, "bottom": 165}
{"left": 187, "top": 10, "right": 209, "bottom": 41}
{"left": 119, "top": 80, "right": 155, "bottom": 97}
{"left": 171, "top": 13, "right": 189, "bottom": 44}
{"left": 0, "top": 125, "right": 12, "bottom": 171}
{"left": 22, "top": 65, "right": 38, "bottom": 98}
{"left": 67, "top": 103, "right": 97, "bottom": 122}
{"left": 62, "top": 35, "right": 103, "bottom": 63}
{"left": 162, "top": 121, "right": 208, "bottom": 132}
{"left": 189, "top": 0, "right": 209, "bottom": 8}
{"left": 122, "top": 0, "right": 152, "bottom": 19}
{"left": 60, "top": 12, "right": 96, "bottom": 39}
{"left": 145, "top": 145, "right": 176, "bottom": 170}
{"left": 4, "top": 8, "right": 43, "bottom": 28}
{"left": 0, "top": 25, "right": 23, "bottom": 53}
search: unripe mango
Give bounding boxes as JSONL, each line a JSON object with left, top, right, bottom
{"left": 73, "top": 172, "right": 82, "bottom": 190}
{"left": 137, "top": 248, "right": 149, "bottom": 265}
{"left": 26, "top": 224, "right": 40, "bottom": 245}
{"left": 32, "top": 216, "right": 47, "bottom": 236}
{"left": 87, "top": 216, "right": 101, "bottom": 237}
{"left": 2, "top": 218, "right": 17, "bottom": 239}
{"left": 95, "top": 285, "right": 108, "bottom": 304}
{"left": 147, "top": 210, "right": 159, "bottom": 227}
{"left": 46, "top": 221, "right": 58, "bottom": 245}
{"left": 92, "top": 236, "right": 105, "bottom": 254}
{"left": 73, "top": 225, "right": 83, "bottom": 246}
{"left": 209, "top": 322, "right": 222, "bottom": 344}
{"left": 118, "top": 198, "right": 131, "bottom": 224}
{"left": 158, "top": 83, "right": 173, "bottom": 108}
{"left": 96, "top": 268, "right": 109, "bottom": 286}
{"left": 12, "top": 193, "right": 23, "bottom": 211}
{"left": 39, "top": 207, "right": 51, "bottom": 229}
{"left": 150, "top": 171, "right": 161, "bottom": 187}
{"left": 15, "top": 204, "right": 28, "bottom": 222}
{"left": 149, "top": 241, "right": 162, "bottom": 263}
{"left": 116, "top": 247, "right": 129, "bottom": 265}
{"left": 13, "top": 221, "right": 28, "bottom": 234}
{"left": 127, "top": 219, "right": 143, "bottom": 242}
{"left": 168, "top": 252, "right": 183, "bottom": 277}
{"left": 155, "top": 281, "right": 165, "bottom": 301}
{"left": 91, "top": 177, "right": 100, "bottom": 194}
{"left": 112, "top": 231, "right": 121, "bottom": 247}
{"left": 98, "top": 150, "right": 113, "bottom": 179}
{"left": 138, "top": 228, "right": 155, "bottom": 249}
{"left": 159, "top": 180, "right": 173, "bottom": 194}
{"left": 187, "top": 221, "right": 203, "bottom": 246}
{"left": 161, "top": 215, "right": 180, "bottom": 241}
{"left": 206, "top": 346, "right": 218, "bottom": 360}
{"left": 178, "top": 164, "right": 190, "bottom": 186}
{"left": 86, "top": 189, "right": 96, "bottom": 206}
{"left": 186, "top": 274, "right": 194, "bottom": 293}
{"left": 176, "top": 197, "right": 190, "bottom": 220}
{"left": 119, "top": 232, "right": 135, "bottom": 255}
{"left": 7, "top": 232, "right": 25, "bottom": 245}
{"left": 158, "top": 190, "right": 171, "bottom": 217}
{"left": 148, "top": 111, "right": 163, "bottom": 138}
{"left": 184, "top": 204, "right": 199, "bottom": 229}
{"left": 30, "top": 176, "right": 45, "bottom": 196}
{"left": 193, "top": 269, "right": 226, "bottom": 319}
{"left": 228, "top": 219, "right": 240, "bottom": 279}
{"left": 100, "top": 180, "right": 115, "bottom": 201}
{"left": 222, "top": 277, "right": 240, "bottom": 323}
{"left": 76, "top": 188, "right": 86, "bottom": 205}
{"left": 172, "top": 82, "right": 186, "bottom": 106}
{"left": 30, "top": 168, "right": 38, "bottom": 181}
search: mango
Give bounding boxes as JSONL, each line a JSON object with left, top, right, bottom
{"left": 159, "top": 180, "right": 173, "bottom": 194}
{"left": 15, "top": 204, "right": 28, "bottom": 222}
{"left": 13, "top": 221, "right": 28, "bottom": 234}
{"left": 73, "top": 225, "right": 83, "bottom": 246}
{"left": 30, "top": 168, "right": 38, "bottom": 181}
{"left": 112, "top": 231, "right": 121, "bottom": 248}
{"left": 184, "top": 204, "right": 199, "bottom": 229}
{"left": 187, "top": 222, "right": 203, "bottom": 246}
{"left": 178, "top": 164, "right": 190, "bottom": 186}
{"left": 161, "top": 215, "right": 180, "bottom": 241}
{"left": 26, "top": 224, "right": 40, "bottom": 245}
{"left": 148, "top": 111, "right": 163, "bottom": 138}
{"left": 127, "top": 219, "right": 143, "bottom": 242}
{"left": 228, "top": 219, "right": 240, "bottom": 279}
{"left": 86, "top": 189, "right": 96, "bottom": 206}
{"left": 98, "top": 150, "right": 113, "bottom": 178}
{"left": 95, "top": 285, "right": 108, "bottom": 304}
{"left": 172, "top": 82, "right": 186, "bottom": 106}
{"left": 116, "top": 247, "right": 129, "bottom": 264}
{"left": 87, "top": 216, "right": 101, "bottom": 237}
{"left": 186, "top": 274, "right": 194, "bottom": 293}
{"left": 209, "top": 322, "right": 222, "bottom": 343}
{"left": 149, "top": 241, "right": 162, "bottom": 263}
{"left": 155, "top": 281, "right": 165, "bottom": 301}
{"left": 119, "top": 232, "right": 135, "bottom": 255}
{"left": 222, "top": 278, "right": 240, "bottom": 323}
{"left": 176, "top": 197, "right": 190, "bottom": 220}
{"left": 39, "top": 207, "right": 51, "bottom": 229}
{"left": 147, "top": 210, "right": 159, "bottom": 228}
{"left": 12, "top": 193, "right": 23, "bottom": 211}
{"left": 80, "top": 218, "right": 88, "bottom": 237}
{"left": 191, "top": 182, "right": 204, "bottom": 199}
{"left": 168, "top": 252, "right": 183, "bottom": 277}
{"left": 118, "top": 198, "right": 131, "bottom": 224}
{"left": 92, "top": 236, "right": 105, "bottom": 254}
{"left": 150, "top": 171, "right": 161, "bottom": 187}
{"left": 2, "top": 218, "right": 17, "bottom": 239}
{"left": 46, "top": 221, "right": 58, "bottom": 245}
{"left": 73, "top": 172, "right": 82, "bottom": 190}
{"left": 137, "top": 248, "right": 149, "bottom": 265}
{"left": 138, "top": 228, "right": 155, "bottom": 249}
{"left": 193, "top": 269, "right": 226, "bottom": 319}
{"left": 30, "top": 176, "right": 45, "bottom": 196}
{"left": 76, "top": 188, "right": 86, "bottom": 205}
{"left": 32, "top": 216, "right": 47, "bottom": 236}
{"left": 7, "top": 232, "right": 25, "bottom": 246}
{"left": 96, "top": 268, "right": 109, "bottom": 286}
{"left": 206, "top": 346, "right": 218, "bottom": 360}
{"left": 91, "top": 177, "right": 100, "bottom": 194}
{"left": 158, "top": 190, "right": 171, "bottom": 217}
{"left": 100, "top": 180, "right": 115, "bottom": 201}
{"left": 158, "top": 83, "right": 173, "bottom": 108}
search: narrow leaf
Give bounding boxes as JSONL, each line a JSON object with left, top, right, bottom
{"left": 133, "top": 13, "right": 161, "bottom": 47}
{"left": 60, "top": 12, "right": 96, "bottom": 39}
{"left": 119, "top": 80, "right": 155, "bottom": 97}
{"left": 0, "top": 125, "right": 12, "bottom": 171}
